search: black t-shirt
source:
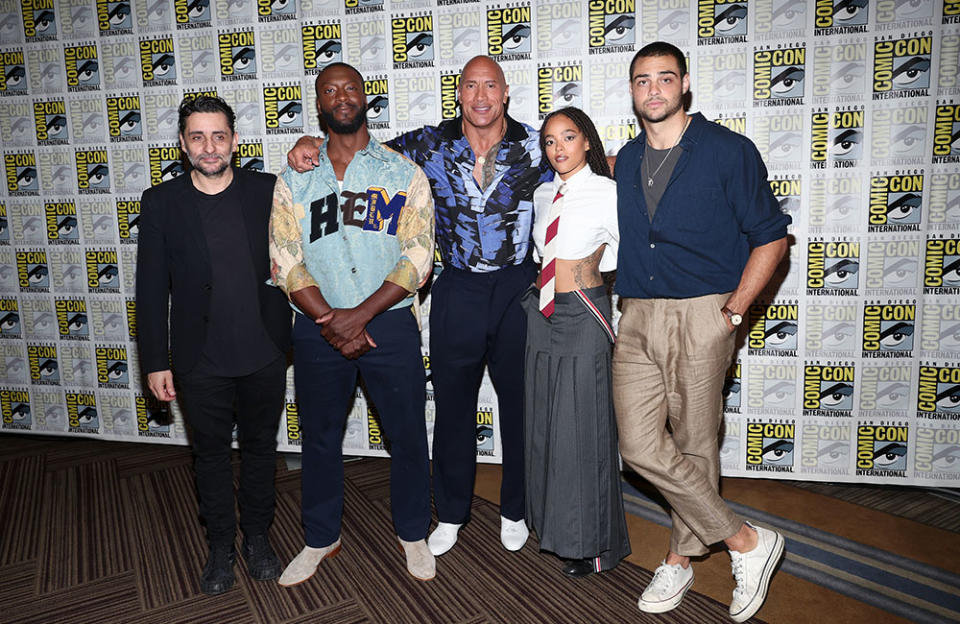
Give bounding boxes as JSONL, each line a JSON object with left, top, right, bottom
{"left": 194, "top": 176, "right": 279, "bottom": 376}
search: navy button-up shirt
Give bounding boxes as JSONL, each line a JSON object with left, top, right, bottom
{"left": 615, "top": 113, "right": 791, "bottom": 299}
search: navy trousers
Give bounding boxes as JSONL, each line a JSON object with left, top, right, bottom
{"left": 430, "top": 261, "right": 536, "bottom": 524}
{"left": 293, "top": 308, "right": 430, "bottom": 546}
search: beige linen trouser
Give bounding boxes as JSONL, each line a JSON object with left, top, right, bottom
{"left": 613, "top": 293, "right": 743, "bottom": 557}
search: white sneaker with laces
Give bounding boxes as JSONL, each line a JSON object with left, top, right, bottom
{"left": 637, "top": 560, "right": 694, "bottom": 613}
{"left": 427, "top": 522, "right": 462, "bottom": 556}
{"left": 500, "top": 516, "right": 529, "bottom": 551}
{"left": 729, "top": 522, "right": 785, "bottom": 623}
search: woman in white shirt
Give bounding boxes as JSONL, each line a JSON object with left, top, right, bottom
{"left": 522, "top": 107, "right": 630, "bottom": 578}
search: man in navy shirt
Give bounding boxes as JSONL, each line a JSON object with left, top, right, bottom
{"left": 613, "top": 42, "right": 789, "bottom": 622}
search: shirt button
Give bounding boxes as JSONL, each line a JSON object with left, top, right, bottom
{"left": 649, "top": 243, "right": 655, "bottom": 249}
{"left": 649, "top": 275, "right": 654, "bottom": 281}
{"left": 351, "top": 267, "right": 357, "bottom": 274}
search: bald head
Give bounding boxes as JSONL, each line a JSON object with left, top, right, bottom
{"left": 462, "top": 56, "right": 506, "bottom": 88}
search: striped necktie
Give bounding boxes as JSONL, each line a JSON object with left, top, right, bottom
{"left": 539, "top": 183, "right": 566, "bottom": 317}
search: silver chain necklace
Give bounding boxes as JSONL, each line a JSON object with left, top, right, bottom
{"left": 645, "top": 115, "right": 691, "bottom": 187}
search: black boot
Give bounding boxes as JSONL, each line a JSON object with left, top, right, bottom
{"left": 200, "top": 544, "right": 236, "bottom": 595}
{"left": 242, "top": 534, "right": 282, "bottom": 581}
{"left": 561, "top": 559, "right": 596, "bottom": 578}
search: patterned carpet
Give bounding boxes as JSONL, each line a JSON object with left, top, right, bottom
{"left": 0, "top": 434, "right": 762, "bottom": 624}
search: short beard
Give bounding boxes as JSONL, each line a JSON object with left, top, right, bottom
{"left": 188, "top": 154, "right": 230, "bottom": 177}
{"left": 636, "top": 96, "right": 684, "bottom": 125}
{"left": 321, "top": 105, "right": 366, "bottom": 134}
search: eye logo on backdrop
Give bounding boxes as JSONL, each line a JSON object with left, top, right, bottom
{"left": 301, "top": 21, "right": 341, "bottom": 74}
{"left": 929, "top": 172, "right": 960, "bottom": 230}
{"left": 44, "top": 200, "right": 79, "bottom": 245}
{"left": 22, "top": 0, "right": 58, "bottom": 42}
{"left": 174, "top": 0, "right": 211, "bottom": 29}
{"left": 537, "top": 62, "right": 582, "bottom": 119}
{"left": 95, "top": 344, "right": 128, "bottom": 388}
{"left": 807, "top": 239, "right": 861, "bottom": 295}
{"left": 56, "top": 298, "right": 88, "bottom": 341}
{"left": 1, "top": 388, "right": 31, "bottom": 430}
{"left": 392, "top": 13, "right": 435, "bottom": 69}
{"left": 148, "top": 145, "right": 182, "bottom": 186}
{"left": 698, "top": 0, "right": 747, "bottom": 45}
{"left": 219, "top": 28, "right": 257, "bottom": 80}
{"left": 139, "top": 36, "right": 176, "bottom": 87}
{"left": 862, "top": 301, "right": 915, "bottom": 358}
{"left": 487, "top": 3, "right": 532, "bottom": 62}
{"left": 64, "top": 42, "right": 100, "bottom": 92}
{"left": 27, "top": 343, "right": 59, "bottom": 385}
{"left": 116, "top": 198, "right": 140, "bottom": 242}
{"left": 393, "top": 72, "right": 436, "bottom": 127}
{"left": 826, "top": 106, "right": 864, "bottom": 167}
{"left": 365, "top": 76, "right": 390, "bottom": 129}
{"left": 135, "top": 393, "right": 170, "bottom": 437}
{"left": 918, "top": 364, "right": 960, "bottom": 421}
{"left": 263, "top": 83, "right": 302, "bottom": 134}
{"left": 801, "top": 420, "right": 852, "bottom": 475}
{"left": 476, "top": 407, "right": 494, "bottom": 456}
{"left": 233, "top": 142, "right": 264, "bottom": 172}
{"left": 66, "top": 390, "right": 98, "bottom": 432}
{"left": 0, "top": 50, "right": 27, "bottom": 95}
{"left": 588, "top": 0, "right": 635, "bottom": 55}
{"left": 75, "top": 148, "right": 110, "bottom": 194}
{"left": 753, "top": 44, "right": 806, "bottom": 106}
{"left": 258, "top": 0, "right": 297, "bottom": 22}
{"left": 723, "top": 361, "right": 741, "bottom": 413}
{"left": 803, "top": 362, "right": 856, "bottom": 416}
{"left": 97, "top": 0, "right": 132, "bottom": 36}
{"left": 16, "top": 249, "right": 49, "bottom": 292}
{"left": 856, "top": 421, "right": 909, "bottom": 476}
{"left": 814, "top": 0, "right": 869, "bottom": 36}
{"left": 872, "top": 102, "right": 928, "bottom": 165}
{"left": 85, "top": 249, "right": 119, "bottom": 293}
{"left": 868, "top": 172, "right": 923, "bottom": 232}
{"left": 699, "top": 50, "right": 747, "bottom": 109}
{"left": 106, "top": 94, "right": 142, "bottom": 142}
{"left": 860, "top": 364, "right": 912, "bottom": 414}
{"left": 747, "top": 301, "right": 799, "bottom": 356}
{"left": 811, "top": 40, "right": 867, "bottom": 102}
{"left": 4, "top": 151, "right": 39, "bottom": 196}
{"left": 746, "top": 362, "right": 797, "bottom": 416}
{"left": 915, "top": 424, "right": 960, "bottom": 482}
{"left": 932, "top": 103, "right": 960, "bottom": 163}
{"left": 745, "top": 419, "right": 795, "bottom": 472}
{"left": 872, "top": 33, "right": 932, "bottom": 100}
{"left": 0, "top": 298, "right": 20, "bottom": 339}
{"left": 923, "top": 235, "right": 960, "bottom": 294}
{"left": 33, "top": 98, "right": 67, "bottom": 145}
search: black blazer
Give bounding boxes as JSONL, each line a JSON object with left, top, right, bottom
{"left": 136, "top": 168, "right": 292, "bottom": 375}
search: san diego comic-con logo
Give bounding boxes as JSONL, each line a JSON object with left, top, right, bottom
{"left": 391, "top": 72, "right": 436, "bottom": 128}
{"left": 66, "top": 390, "right": 98, "bottom": 432}
{"left": 868, "top": 172, "right": 923, "bottom": 233}
{"left": 139, "top": 36, "right": 176, "bottom": 87}
{"left": 862, "top": 301, "right": 915, "bottom": 358}
{"left": 538, "top": 62, "right": 582, "bottom": 120}
{"left": 174, "top": 0, "right": 211, "bottom": 30}
{"left": 753, "top": 44, "right": 805, "bottom": 107}
{"left": 21, "top": 0, "right": 58, "bottom": 42}
{"left": 301, "top": 21, "right": 341, "bottom": 75}
{"left": 812, "top": 39, "right": 867, "bottom": 103}
{"left": 116, "top": 198, "right": 140, "bottom": 243}
{"left": 924, "top": 235, "right": 960, "bottom": 295}
{"left": 106, "top": 94, "right": 142, "bottom": 142}
{"left": 344, "top": 13, "right": 387, "bottom": 67}
{"left": 75, "top": 148, "right": 110, "bottom": 194}
{"left": 367, "top": 404, "right": 384, "bottom": 451}
{"left": 22, "top": 297, "right": 55, "bottom": 340}
{"left": 219, "top": 29, "right": 257, "bottom": 81}
{"left": 392, "top": 13, "right": 435, "bottom": 69}
{"left": 97, "top": 0, "right": 132, "bottom": 36}
{"left": 746, "top": 363, "right": 797, "bottom": 416}
{"left": 825, "top": 107, "right": 864, "bottom": 168}
{"left": 640, "top": 0, "right": 692, "bottom": 43}
{"left": 44, "top": 200, "right": 79, "bottom": 245}
{"left": 697, "top": 0, "right": 747, "bottom": 45}
{"left": 258, "top": 0, "right": 296, "bottom": 22}
{"left": 806, "top": 302, "right": 859, "bottom": 355}
{"left": 16, "top": 249, "right": 49, "bottom": 292}
{"left": 915, "top": 424, "right": 960, "bottom": 481}
{"left": 55, "top": 298, "right": 88, "bottom": 341}
{"left": 929, "top": 172, "right": 960, "bottom": 230}
{"left": 939, "top": 33, "right": 959, "bottom": 95}
{"left": 263, "top": 84, "right": 302, "bottom": 135}
{"left": 64, "top": 43, "right": 100, "bottom": 92}
{"left": 535, "top": 1, "right": 581, "bottom": 58}
{"left": 33, "top": 99, "right": 68, "bottom": 145}
{"left": 860, "top": 364, "right": 912, "bottom": 414}
{"left": 747, "top": 301, "right": 798, "bottom": 355}
{"left": 476, "top": 407, "right": 494, "bottom": 456}
{"left": 807, "top": 239, "right": 860, "bottom": 295}
{"left": 4, "top": 152, "right": 39, "bottom": 196}
{"left": 699, "top": 50, "right": 748, "bottom": 108}
{"left": 918, "top": 365, "right": 960, "bottom": 421}
{"left": 800, "top": 420, "right": 852, "bottom": 475}
{"left": 856, "top": 421, "right": 908, "bottom": 476}
{"left": 0, "top": 50, "right": 27, "bottom": 96}
{"left": 720, "top": 416, "right": 740, "bottom": 470}
{"left": 27, "top": 343, "right": 59, "bottom": 385}
{"left": 813, "top": 0, "right": 868, "bottom": 36}
{"left": 947, "top": 0, "right": 960, "bottom": 24}
{"left": 487, "top": 4, "right": 532, "bottom": 62}
{"left": 365, "top": 77, "right": 390, "bottom": 129}
{"left": 875, "top": 0, "right": 934, "bottom": 30}
{"left": 769, "top": 175, "right": 800, "bottom": 220}
{"left": 872, "top": 34, "right": 932, "bottom": 101}
{"left": 232, "top": 142, "right": 264, "bottom": 173}
{"left": 260, "top": 24, "right": 300, "bottom": 76}
{"left": 713, "top": 114, "right": 746, "bottom": 135}
{"left": 95, "top": 344, "right": 128, "bottom": 388}
{"left": 745, "top": 419, "right": 795, "bottom": 472}
{"left": 588, "top": 0, "right": 636, "bottom": 55}
{"left": 723, "top": 361, "right": 741, "bottom": 413}
{"left": 0, "top": 298, "right": 20, "bottom": 339}
{"left": 1, "top": 388, "right": 31, "bottom": 430}
{"left": 148, "top": 144, "right": 184, "bottom": 186}
{"left": 932, "top": 103, "right": 960, "bottom": 164}
{"left": 753, "top": 111, "right": 803, "bottom": 169}
{"left": 346, "top": 0, "right": 384, "bottom": 16}
{"left": 872, "top": 103, "right": 928, "bottom": 165}
{"left": 803, "top": 362, "right": 856, "bottom": 416}
{"left": 284, "top": 401, "right": 301, "bottom": 446}
{"left": 920, "top": 303, "right": 960, "bottom": 361}
{"left": 440, "top": 70, "right": 459, "bottom": 121}
{"left": 808, "top": 174, "right": 862, "bottom": 233}
{"left": 177, "top": 31, "right": 216, "bottom": 84}
{"left": 85, "top": 249, "right": 120, "bottom": 293}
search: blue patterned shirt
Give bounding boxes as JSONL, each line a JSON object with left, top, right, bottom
{"left": 387, "top": 115, "right": 552, "bottom": 272}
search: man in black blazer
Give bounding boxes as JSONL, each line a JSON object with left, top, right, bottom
{"left": 136, "top": 96, "right": 291, "bottom": 595}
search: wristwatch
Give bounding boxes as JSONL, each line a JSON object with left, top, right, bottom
{"left": 721, "top": 306, "right": 743, "bottom": 327}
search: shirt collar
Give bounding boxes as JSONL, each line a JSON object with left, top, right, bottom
{"left": 318, "top": 134, "right": 391, "bottom": 163}
{"left": 637, "top": 111, "right": 706, "bottom": 153}
{"left": 553, "top": 164, "right": 593, "bottom": 194}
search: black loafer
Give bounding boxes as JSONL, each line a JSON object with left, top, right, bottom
{"left": 242, "top": 534, "right": 282, "bottom": 581}
{"left": 561, "top": 559, "right": 596, "bottom": 578}
{"left": 200, "top": 544, "right": 236, "bottom": 595}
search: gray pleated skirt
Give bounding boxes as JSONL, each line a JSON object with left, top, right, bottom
{"left": 521, "top": 284, "right": 631, "bottom": 571}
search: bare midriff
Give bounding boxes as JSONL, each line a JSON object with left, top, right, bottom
{"left": 535, "top": 245, "right": 606, "bottom": 292}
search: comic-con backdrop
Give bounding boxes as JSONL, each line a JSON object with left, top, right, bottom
{"left": 0, "top": 0, "right": 959, "bottom": 486}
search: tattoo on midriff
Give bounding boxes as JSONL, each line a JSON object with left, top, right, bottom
{"left": 537, "top": 245, "right": 606, "bottom": 292}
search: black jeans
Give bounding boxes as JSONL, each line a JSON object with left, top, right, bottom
{"left": 178, "top": 353, "right": 287, "bottom": 546}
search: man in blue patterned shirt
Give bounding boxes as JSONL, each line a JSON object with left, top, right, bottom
{"left": 289, "top": 56, "right": 552, "bottom": 557}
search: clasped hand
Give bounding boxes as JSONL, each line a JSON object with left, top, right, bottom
{"left": 316, "top": 307, "right": 377, "bottom": 359}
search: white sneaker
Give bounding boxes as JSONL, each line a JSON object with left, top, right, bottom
{"left": 729, "top": 522, "right": 785, "bottom": 623}
{"left": 638, "top": 561, "right": 694, "bottom": 613}
{"left": 427, "top": 522, "right": 462, "bottom": 556}
{"left": 500, "top": 516, "right": 529, "bottom": 551}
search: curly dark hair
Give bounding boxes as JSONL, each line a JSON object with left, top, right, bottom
{"left": 177, "top": 95, "right": 236, "bottom": 136}
{"left": 538, "top": 106, "right": 611, "bottom": 179}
